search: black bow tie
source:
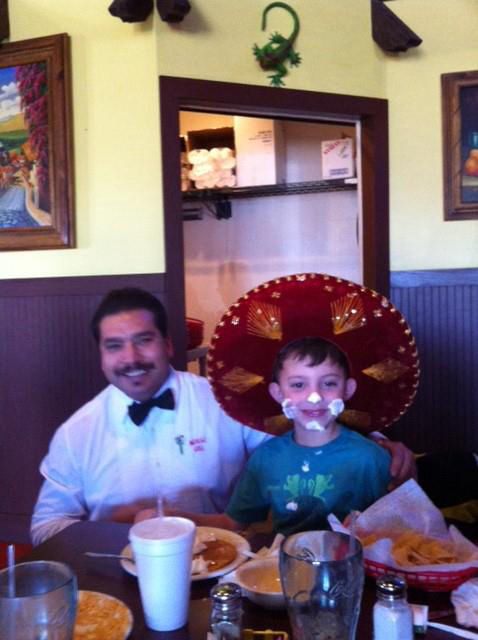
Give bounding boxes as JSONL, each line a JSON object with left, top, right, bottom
{"left": 128, "top": 388, "right": 175, "bottom": 426}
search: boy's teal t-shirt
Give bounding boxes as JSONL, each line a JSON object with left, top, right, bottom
{"left": 226, "top": 426, "right": 391, "bottom": 535}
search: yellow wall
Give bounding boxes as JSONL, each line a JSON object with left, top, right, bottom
{"left": 155, "top": 1, "right": 384, "bottom": 95}
{"left": 1, "top": 0, "right": 476, "bottom": 278}
{"left": 386, "top": 0, "right": 478, "bottom": 269}
{"left": 2, "top": 1, "right": 164, "bottom": 278}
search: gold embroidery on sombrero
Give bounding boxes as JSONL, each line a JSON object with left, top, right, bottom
{"left": 339, "top": 409, "right": 372, "bottom": 429}
{"left": 362, "top": 358, "right": 410, "bottom": 384}
{"left": 219, "top": 367, "right": 264, "bottom": 394}
{"left": 331, "top": 294, "right": 366, "bottom": 335}
{"left": 246, "top": 300, "right": 282, "bottom": 340}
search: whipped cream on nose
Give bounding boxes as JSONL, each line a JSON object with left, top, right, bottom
{"left": 307, "top": 391, "right": 322, "bottom": 404}
{"left": 281, "top": 398, "right": 297, "bottom": 420}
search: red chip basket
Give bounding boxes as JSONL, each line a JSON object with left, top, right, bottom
{"left": 365, "top": 558, "right": 478, "bottom": 592}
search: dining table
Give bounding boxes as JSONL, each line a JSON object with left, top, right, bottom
{"left": 23, "top": 520, "right": 472, "bottom": 640}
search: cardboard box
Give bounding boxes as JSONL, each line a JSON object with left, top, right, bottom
{"left": 233, "top": 117, "right": 286, "bottom": 187}
{"left": 321, "top": 138, "right": 355, "bottom": 179}
{"left": 186, "top": 127, "right": 235, "bottom": 153}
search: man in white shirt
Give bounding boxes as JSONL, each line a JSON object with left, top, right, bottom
{"left": 31, "top": 288, "right": 415, "bottom": 545}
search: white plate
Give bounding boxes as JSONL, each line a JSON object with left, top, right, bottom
{"left": 120, "top": 526, "right": 250, "bottom": 581}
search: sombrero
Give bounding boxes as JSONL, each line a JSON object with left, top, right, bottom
{"left": 206, "top": 273, "right": 419, "bottom": 435}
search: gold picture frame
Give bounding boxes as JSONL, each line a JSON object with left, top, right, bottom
{"left": 442, "top": 70, "right": 478, "bottom": 220}
{"left": 0, "top": 33, "right": 74, "bottom": 250}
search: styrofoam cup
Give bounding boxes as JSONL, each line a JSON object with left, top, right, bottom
{"left": 129, "top": 516, "right": 196, "bottom": 631}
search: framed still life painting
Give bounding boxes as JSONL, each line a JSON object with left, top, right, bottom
{"left": 442, "top": 70, "right": 478, "bottom": 220}
{"left": 0, "top": 33, "right": 74, "bottom": 250}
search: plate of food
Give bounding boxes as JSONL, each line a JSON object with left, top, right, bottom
{"left": 74, "top": 590, "right": 133, "bottom": 639}
{"left": 120, "top": 526, "right": 250, "bottom": 581}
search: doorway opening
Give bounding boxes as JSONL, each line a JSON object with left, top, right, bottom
{"left": 159, "top": 76, "right": 389, "bottom": 369}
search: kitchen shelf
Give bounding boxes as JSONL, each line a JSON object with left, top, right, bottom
{"left": 182, "top": 178, "right": 357, "bottom": 219}
{"left": 183, "top": 178, "right": 357, "bottom": 202}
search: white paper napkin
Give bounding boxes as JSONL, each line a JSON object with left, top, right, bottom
{"left": 452, "top": 578, "right": 478, "bottom": 629}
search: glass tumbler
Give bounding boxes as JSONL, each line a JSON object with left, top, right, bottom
{"left": 280, "top": 530, "right": 364, "bottom": 640}
{"left": 0, "top": 560, "right": 78, "bottom": 640}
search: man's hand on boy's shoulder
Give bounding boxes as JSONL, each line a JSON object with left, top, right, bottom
{"left": 371, "top": 436, "right": 417, "bottom": 491}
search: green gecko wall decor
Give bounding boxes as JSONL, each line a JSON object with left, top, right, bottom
{"left": 253, "top": 2, "right": 301, "bottom": 87}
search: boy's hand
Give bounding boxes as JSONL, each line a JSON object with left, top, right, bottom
{"left": 375, "top": 439, "right": 417, "bottom": 490}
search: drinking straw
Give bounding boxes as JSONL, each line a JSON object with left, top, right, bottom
{"left": 156, "top": 492, "right": 164, "bottom": 519}
{"left": 347, "top": 511, "right": 359, "bottom": 554}
{"left": 427, "top": 622, "right": 478, "bottom": 640}
{"left": 156, "top": 463, "right": 165, "bottom": 519}
{"left": 7, "top": 544, "right": 15, "bottom": 598}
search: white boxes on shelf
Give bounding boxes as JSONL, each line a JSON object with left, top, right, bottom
{"left": 233, "top": 116, "right": 286, "bottom": 187}
{"left": 321, "top": 138, "right": 355, "bottom": 179}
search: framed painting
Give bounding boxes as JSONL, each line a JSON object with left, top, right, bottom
{"left": 0, "top": 33, "right": 74, "bottom": 250}
{"left": 442, "top": 70, "right": 478, "bottom": 220}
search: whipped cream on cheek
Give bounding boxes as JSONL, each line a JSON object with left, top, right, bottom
{"left": 328, "top": 398, "right": 345, "bottom": 417}
{"left": 281, "top": 398, "right": 297, "bottom": 420}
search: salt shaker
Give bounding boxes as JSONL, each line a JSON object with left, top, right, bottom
{"left": 373, "top": 574, "right": 413, "bottom": 640}
{"left": 210, "top": 582, "right": 243, "bottom": 640}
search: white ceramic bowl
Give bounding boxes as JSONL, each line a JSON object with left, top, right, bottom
{"left": 235, "top": 557, "right": 286, "bottom": 609}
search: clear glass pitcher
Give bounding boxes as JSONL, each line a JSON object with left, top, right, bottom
{"left": 280, "top": 530, "right": 364, "bottom": 640}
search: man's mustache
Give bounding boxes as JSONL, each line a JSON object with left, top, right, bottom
{"left": 114, "top": 362, "right": 155, "bottom": 376}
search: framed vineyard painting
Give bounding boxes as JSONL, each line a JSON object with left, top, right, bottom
{"left": 0, "top": 33, "right": 74, "bottom": 250}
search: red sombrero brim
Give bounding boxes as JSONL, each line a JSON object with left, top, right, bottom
{"left": 207, "top": 273, "right": 419, "bottom": 435}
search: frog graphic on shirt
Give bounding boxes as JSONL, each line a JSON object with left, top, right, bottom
{"left": 283, "top": 472, "right": 334, "bottom": 511}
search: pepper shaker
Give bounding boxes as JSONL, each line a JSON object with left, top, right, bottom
{"left": 210, "top": 582, "right": 243, "bottom": 640}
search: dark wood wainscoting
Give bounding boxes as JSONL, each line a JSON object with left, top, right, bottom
{"left": 0, "top": 273, "right": 166, "bottom": 542}
{"left": 389, "top": 269, "right": 478, "bottom": 453}
{"left": 1, "top": 268, "right": 477, "bottom": 542}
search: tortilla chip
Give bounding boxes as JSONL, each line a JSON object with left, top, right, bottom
{"left": 391, "top": 531, "right": 457, "bottom": 567}
{"left": 360, "top": 533, "right": 380, "bottom": 547}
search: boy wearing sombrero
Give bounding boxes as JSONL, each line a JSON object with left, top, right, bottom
{"left": 205, "top": 273, "right": 419, "bottom": 535}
